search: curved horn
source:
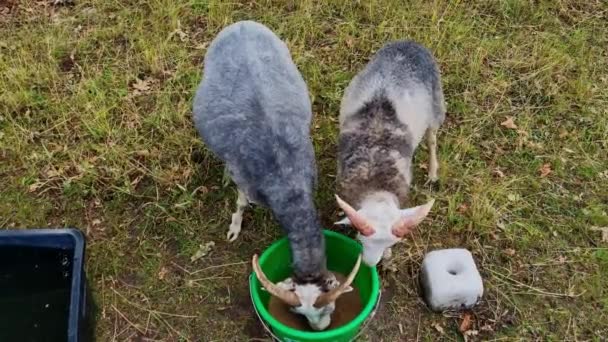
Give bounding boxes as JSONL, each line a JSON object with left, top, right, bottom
{"left": 315, "top": 254, "right": 362, "bottom": 307}
{"left": 391, "top": 199, "right": 435, "bottom": 238}
{"left": 335, "top": 195, "right": 375, "bottom": 236}
{"left": 252, "top": 254, "right": 301, "bottom": 307}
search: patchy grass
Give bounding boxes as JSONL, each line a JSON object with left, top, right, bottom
{"left": 1, "top": 0, "right": 607, "bottom": 340}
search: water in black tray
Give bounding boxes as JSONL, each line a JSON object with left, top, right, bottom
{"left": 0, "top": 246, "right": 73, "bottom": 342}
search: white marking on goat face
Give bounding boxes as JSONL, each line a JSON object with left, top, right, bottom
{"left": 277, "top": 276, "right": 342, "bottom": 331}
{"left": 356, "top": 199, "right": 402, "bottom": 266}
{"left": 336, "top": 193, "right": 433, "bottom": 267}
{"left": 334, "top": 212, "right": 401, "bottom": 267}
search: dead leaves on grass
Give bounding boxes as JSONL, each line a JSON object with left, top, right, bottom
{"left": 492, "top": 168, "right": 506, "bottom": 178}
{"left": 128, "top": 76, "right": 160, "bottom": 99}
{"left": 167, "top": 20, "right": 188, "bottom": 42}
{"left": 432, "top": 323, "right": 444, "bottom": 334}
{"left": 158, "top": 266, "right": 170, "bottom": 280}
{"left": 498, "top": 117, "right": 555, "bottom": 179}
{"left": 194, "top": 42, "right": 208, "bottom": 50}
{"left": 459, "top": 312, "right": 473, "bottom": 333}
{"left": 499, "top": 116, "right": 545, "bottom": 150}
{"left": 190, "top": 241, "right": 215, "bottom": 262}
{"left": 500, "top": 116, "right": 518, "bottom": 129}
{"left": 132, "top": 78, "right": 151, "bottom": 92}
{"left": 28, "top": 182, "right": 43, "bottom": 193}
{"left": 591, "top": 227, "right": 608, "bottom": 243}
{"left": 457, "top": 203, "right": 469, "bottom": 214}
{"left": 539, "top": 163, "right": 552, "bottom": 177}
{"left": 504, "top": 248, "right": 516, "bottom": 256}
{"left": 459, "top": 312, "right": 480, "bottom": 340}
{"left": 28, "top": 161, "right": 95, "bottom": 193}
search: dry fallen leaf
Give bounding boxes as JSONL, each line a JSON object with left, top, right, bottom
{"left": 130, "top": 174, "right": 144, "bottom": 186}
{"left": 28, "top": 182, "right": 43, "bottom": 192}
{"left": 590, "top": 227, "right": 608, "bottom": 242}
{"left": 193, "top": 185, "right": 209, "bottom": 195}
{"left": 345, "top": 36, "right": 354, "bottom": 48}
{"left": 158, "top": 266, "right": 169, "bottom": 280}
{"left": 132, "top": 78, "right": 151, "bottom": 92}
{"left": 500, "top": 116, "right": 518, "bottom": 129}
{"left": 505, "top": 248, "right": 516, "bottom": 256}
{"left": 190, "top": 241, "right": 215, "bottom": 262}
{"left": 492, "top": 168, "right": 505, "bottom": 178}
{"left": 464, "top": 330, "right": 479, "bottom": 337}
{"left": 563, "top": 148, "right": 575, "bottom": 153}
{"left": 134, "top": 149, "right": 150, "bottom": 157}
{"left": 507, "top": 193, "right": 520, "bottom": 202}
{"left": 45, "top": 168, "right": 61, "bottom": 178}
{"left": 480, "top": 324, "right": 494, "bottom": 332}
{"left": 169, "top": 27, "right": 188, "bottom": 42}
{"left": 458, "top": 203, "right": 469, "bottom": 214}
{"left": 459, "top": 312, "right": 473, "bottom": 333}
{"left": 526, "top": 141, "right": 543, "bottom": 150}
{"left": 539, "top": 163, "right": 552, "bottom": 177}
{"left": 433, "top": 323, "right": 445, "bottom": 334}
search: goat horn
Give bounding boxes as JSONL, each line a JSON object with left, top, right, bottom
{"left": 335, "top": 195, "right": 375, "bottom": 236}
{"left": 315, "top": 254, "right": 362, "bottom": 307}
{"left": 252, "top": 254, "right": 301, "bottom": 307}
{"left": 391, "top": 199, "right": 435, "bottom": 238}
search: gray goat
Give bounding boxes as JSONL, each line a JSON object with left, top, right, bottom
{"left": 193, "top": 21, "right": 360, "bottom": 330}
{"left": 335, "top": 41, "right": 444, "bottom": 266}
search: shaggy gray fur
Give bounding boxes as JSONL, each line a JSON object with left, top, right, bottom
{"left": 338, "top": 40, "right": 446, "bottom": 207}
{"left": 193, "top": 21, "right": 326, "bottom": 279}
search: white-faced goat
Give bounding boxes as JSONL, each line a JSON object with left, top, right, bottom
{"left": 193, "top": 21, "right": 360, "bottom": 330}
{"left": 335, "top": 41, "right": 445, "bottom": 267}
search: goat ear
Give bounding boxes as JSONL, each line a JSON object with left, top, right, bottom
{"left": 333, "top": 217, "right": 351, "bottom": 226}
{"left": 393, "top": 199, "right": 435, "bottom": 238}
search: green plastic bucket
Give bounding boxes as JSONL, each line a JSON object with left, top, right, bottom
{"left": 249, "top": 230, "right": 381, "bottom": 342}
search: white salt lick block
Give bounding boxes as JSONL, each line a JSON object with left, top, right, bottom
{"left": 420, "top": 248, "right": 483, "bottom": 311}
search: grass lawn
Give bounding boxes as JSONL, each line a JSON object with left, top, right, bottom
{"left": 1, "top": 0, "right": 607, "bottom": 340}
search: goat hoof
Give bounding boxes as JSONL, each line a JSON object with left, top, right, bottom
{"left": 226, "top": 227, "right": 241, "bottom": 242}
{"left": 425, "top": 178, "right": 441, "bottom": 191}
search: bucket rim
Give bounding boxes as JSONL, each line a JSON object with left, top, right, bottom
{"left": 249, "top": 229, "right": 380, "bottom": 340}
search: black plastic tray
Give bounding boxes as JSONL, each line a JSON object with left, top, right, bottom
{"left": 0, "top": 228, "right": 87, "bottom": 341}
